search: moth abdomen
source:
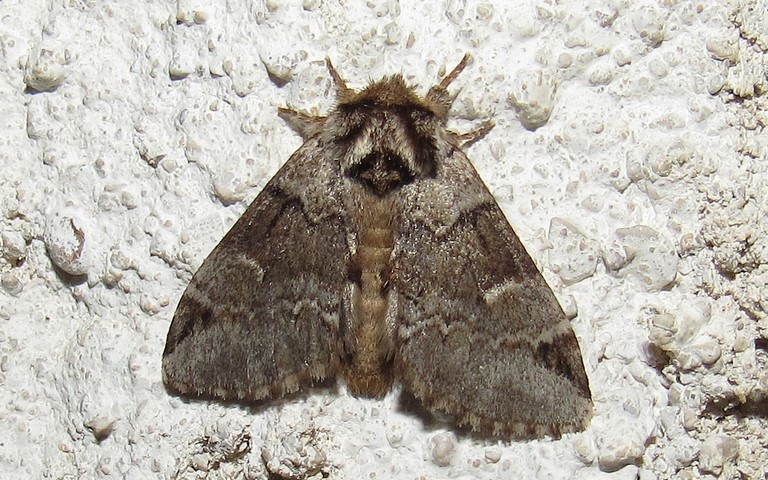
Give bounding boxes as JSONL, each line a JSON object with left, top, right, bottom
{"left": 341, "top": 197, "right": 397, "bottom": 398}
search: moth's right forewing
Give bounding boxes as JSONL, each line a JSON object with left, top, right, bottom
{"left": 162, "top": 138, "right": 350, "bottom": 402}
{"left": 392, "top": 147, "right": 592, "bottom": 438}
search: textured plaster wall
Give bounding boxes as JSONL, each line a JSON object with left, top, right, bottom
{"left": 1, "top": 1, "right": 768, "bottom": 479}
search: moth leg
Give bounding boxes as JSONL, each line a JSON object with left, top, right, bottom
{"left": 451, "top": 120, "right": 495, "bottom": 148}
{"left": 277, "top": 107, "right": 327, "bottom": 139}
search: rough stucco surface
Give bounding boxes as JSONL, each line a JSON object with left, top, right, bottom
{"left": 1, "top": 1, "right": 767, "bottom": 479}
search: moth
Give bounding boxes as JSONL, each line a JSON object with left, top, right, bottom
{"left": 162, "top": 55, "right": 592, "bottom": 438}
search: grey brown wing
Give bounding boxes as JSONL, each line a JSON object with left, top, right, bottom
{"left": 162, "top": 139, "right": 349, "bottom": 402}
{"left": 392, "top": 147, "right": 592, "bottom": 437}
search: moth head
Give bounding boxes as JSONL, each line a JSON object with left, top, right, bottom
{"left": 323, "top": 57, "right": 470, "bottom": 196}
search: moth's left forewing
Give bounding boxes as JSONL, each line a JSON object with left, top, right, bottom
{"left": 392, "top": 144, "right": 592, "bottom": 438}
{"left": 162, "top": 137, "right": 351, "bottom": 403}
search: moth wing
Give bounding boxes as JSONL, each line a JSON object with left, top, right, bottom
{"left": 163, "top": 138, "right": 349, "bottom": 402}
{"left": 393, "top": 148, "right": 592, "bottom": 437}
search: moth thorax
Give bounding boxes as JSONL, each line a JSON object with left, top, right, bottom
{"left": 339, "top": 109, "right": 439, "bottom": 195}
{"left": 346, "top": 151, "right": 415, "bottom": 196}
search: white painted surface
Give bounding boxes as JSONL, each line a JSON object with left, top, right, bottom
{"left": 1, "top": 1, "right": 766, "bottom": 478}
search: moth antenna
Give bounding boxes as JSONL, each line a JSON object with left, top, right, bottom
{"left": 325, "top": 57, "right": 354, "bottom": 102}
{"left": 426, "top": 54, "right": 472, "bottom": 116}
{"left": 438, "top": 53, "right": 471, "bottom": 90}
